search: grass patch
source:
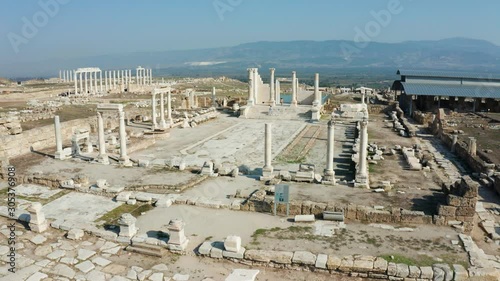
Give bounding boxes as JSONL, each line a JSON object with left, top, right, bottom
{"left": 95, "top": 203, "right": 154, "bottom": 225}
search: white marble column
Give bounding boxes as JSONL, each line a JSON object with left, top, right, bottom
{"left": 59, "top": 70, "right": 62, "bottom": 82}
{"left": 159, "top": 92, "right": 167, "bottom": 129}
{"left": 276, "top": 80, "right": 281, "bottom": 105}
{"left": 357, "top": 117, "right": 368, "bottom": 181}
{"left": 269, "top": 68, "right": 275, "bottom": 105}
{"left": 90, "top": 71, "right": 94, "bottom": 94}
{"left": 314, "top": 73, "right": 321, "bottom": 106}
{"left": 79, "top": 73, "right": 83, "bottom": 95}
{"left": 151, "top": 93, "right": 157, "bottom": 130}
{"left": 362, "top": 92, "right": 366, "bottom": 104}
{"left": 105, "top": 71, "right": 108, "bottom": 91}
{"left": 291, "top": 71, "right": 298, "bottom": 106}
{"left": 167, "top": 90, "right": 173, "bottom": 126}
{"left": 97, "top": 112, "right": 109, "bottom": 164}
{"left": 324, "top": 119, "right": 335, "bottom": 182}
{"left": 212, "top": 87, "right": 217, "bottom": 107}
{"left": 263, "top": 123, "right": 273, "bottom": 174}
{"left": 252, "top": 69, "right": 258, "bottom": 103}
{"left": 128, "top": 70, "right": 132, "bottom": 87}
{"left": 62, "top": 70, "right": 66, "bottom": 82}
{"left": 54, "top": 116, "right": 64, "bottom": 159}
{"left": 74, "top": 72, "right": 77, "bottom": 94}
{"left": 84, "top": 72, "right": 88, "bottom": 94}
{"left": 94, "top": 71, "right": 98, "bottom": 93}
{"left": 119, "top": 110, "right": 131, "bottom": 165}
{"left": 247, "top": 68, "right": 254, "bottom": 106}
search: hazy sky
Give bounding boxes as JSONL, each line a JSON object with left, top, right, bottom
{"left": 1, "top": 0, "right": 499, "bottom": 64}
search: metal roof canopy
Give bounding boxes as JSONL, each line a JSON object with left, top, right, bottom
{"left": 397, "top": 69, "right": 500, "bottom": 81}
{"left": 401, "top": 82, "right": 500, "bottom": 99}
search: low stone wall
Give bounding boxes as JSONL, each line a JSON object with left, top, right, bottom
{"left": 440, "top": 133, "right": 494, "bottom": 175}
{"left": 197, "top": 244, "right": 471, "bottom": 281}
{"left": 435, "top": 176, "right": 478, "bottom": 232}
{"left": 0, "top": 117, "right": 94, "bottom": 159}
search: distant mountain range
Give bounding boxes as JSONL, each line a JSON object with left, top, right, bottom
{"left": 3, "top": 37, "right": 500, "bottom": 80}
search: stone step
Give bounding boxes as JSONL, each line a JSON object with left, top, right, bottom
{"left": 125, "top": 245, "right": 163, "bottom": 257}
{"left": 130, "top": 242, "right": 164, "bottom": 252}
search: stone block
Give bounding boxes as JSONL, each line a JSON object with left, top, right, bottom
{"left": 419, "top": 266, "right": 433, "bottom": 279}
{"left": 455, "top": 206, "right": 474, "bottom": 217}
{"left": 292, "top": 251, "right": 316, "bottom": 266}
{"left": 67, "top": 229, "right": 84, "bottom": 240}
{"left": 452, "top": 264, "right": 468, "bottom": 281}
{"left": 269, "top": 251, "right": 293, "bottom": 264}
{"left": 222, "top": 247, "right": 245, "bottom": 260}
{"left": 373, "top": 257, "right": 388, "bottom": 273}
{"left": 244, "top": 250, "right": 271, "bottom": 263}
{"left": 224, "top": 235, "right": 241, "bottom": 253}
{"left": 294, "top": 215, "right": 315, "bottom": 222}
{"left": 408, "top": 265, "right": 421, "bottom": 278}
{"left": 387, "top": 262, "right": 398, "bottom": 276}
{"left": 327, "top": 255, "right": 341, "bottom": 270}
{"left": 396, "top": 263, "right": 409, "bottom": 278}
{"left": 437, "top": 205, "right": 456, "bottom": 217}
{"left": 353, "top": 256, "right": 375, "bottom": 273}
{"left": 210, "top": 247, "right": 223, "bottom": 259}
{"left": 116, "top": 192, "right": 132, "bottom": 202}
{"left": 339, "top": 256, "right": 354, "bottom": 272}
{"left": 197, "top": 241, "right": 212, "bottom": 256}
{"left": 315, "top": 254, "right": 328, "bottom": 269}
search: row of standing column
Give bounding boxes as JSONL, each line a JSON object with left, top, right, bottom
{"left": 74, "top": 71, "right": 102, "bottom": 95}
{"left": 96, "top": 110, "right": 131, "bottom": 166}
{"left": 151, "top": 91, "right": 173, "bottom": 130}
{"left": 60, "top": 70, "right": 75, "bottom": 82}
{"left": 104, "top": 70, "right": 132, "bottom": 91}
{"left": 136, "top": 68, "right": 153, "bottom": 86}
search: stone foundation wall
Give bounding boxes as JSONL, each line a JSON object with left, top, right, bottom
{"left": 435, "top": 176, "right": 478, "bottom": 232}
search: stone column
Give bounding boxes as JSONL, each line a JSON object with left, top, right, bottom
{"left": 100, "top": 71, "right": 103, "bottom": 93}
{"left": 263, "top": 123, "right": 273, "bottom": 175}
{"left": 89, "top": 71, "right": 94, "bottom": 94}
{"left": 54, "top": 116, "right": 64, "bottom": 160}
{"left": 149, "top": 69, "right": 153, "bottom": 85}
{"left": 79, "top": 72, "right": 83, "bottom": 95}
{"left": 94, "top": 71, "right": 98, "bottom": 93}
{"left": 314, "top": 73, "right": 321, "bottom": 106}
{"left": 212, "top": 87, "right": 217, "bottom": 107}
{"left": 84, "top": 72, "right": 88, "bottom": 94}
{"left": 357, "top": 118, "right": 368, "bottom": 183}
{"left": 167, "top": 90, "right": 173, "bottom": 126}
{"left": 468, "top": 137, "right": 477, "bottom": 156}
{"left": 324, "top": 119, "right": 335, "bottom": 182}
{"left": 451, "top": 134, "right": 458, "bottom": 153}
{"left": 105, "top": 71, "right": 108, "bottom": 91}
{"left": 253, "top": 69, "right": 258, "bottom": 103}
{"left": 291, "top": 71, "right": 298, "bottom": 106}
{"left": 119, "top": 110, "right": 131, "bottom": 165}
{"left": 151, "top": 92, "right": 157, "bottom": 130}
{"left": 86, "top": 137, "right": 93, "bottom": 153}
{"left": 97, "top": 112, "right": 109, "bottom": 164}
{"left": 129, "top": 70, "right": 132, "bottom": 87}
{"left": 159, "top": 92, "right": 167, "bottom": 129}
{"left": 269, "top": 68, "right": 275, "bottom": 105}
{"left": 362, "top": 92, "right": 366, "bottom": 104}
{"left": 167, "top": 219, "right": 189, "bottom": 251}
{"left": 118, "top": 213, "right": 137, "bottom": 238}
{"left": 276, "top": 80, "right": 281, "bottom": 105}
{"left": 74, "top": 72, "right": 77, "bottom": 94}
{"left": 247, "top": 68, "right": 254, "bottom": 106}
{"left": 63, "top": 70, "right": 66, "bottom": 82}
{"left": 27, "top": 202, "right": 48, "bottom": 233}
{"left": 59, "top": 70, "right": 62, "bottom": 82}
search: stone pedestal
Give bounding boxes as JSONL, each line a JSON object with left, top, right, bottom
{"left": 27, "top": 202, "right": 48, "bottom": 233}
{"left": 167, "top": 219, "right": 188, "bottom": 251}
{"left": 118, "top": 213, "right": 137, "bottom": 238}
{"left": 224, "top": 235, "right": 242, "bottom": 253}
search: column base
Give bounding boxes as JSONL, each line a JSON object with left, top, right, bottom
{"left": 355, "top": 174, "right": 369, "bottom": 188}
{"left": 291, "top": 101, "right": 298, "bottom": 107}
{"left": 323, "top": 169, "right": 336, "bottom": 182}
{"left": 120, "top": 156, "right": 133, "bottom": 167}
{"left": 248, "top": 100, "right": 255, "bottom": 106}
{"left": 159, "top": 120, "right": 168, "bottom": 130}
{"left": 97, "top": 154, "right": 110, "bottom": 165}
{"left": 54, "top": 151, "right": 69, "bottom": 160}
